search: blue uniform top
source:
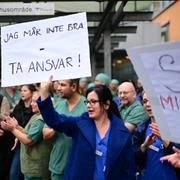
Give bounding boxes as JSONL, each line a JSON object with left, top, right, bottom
{"left": 37, "top": 96, "right": 136, "bottom": 180}
{"left": 143, "top": 123, "right": 177, "bottom": 180}
{"left": 94, "top": 123, "right": 111, "bottom": 180}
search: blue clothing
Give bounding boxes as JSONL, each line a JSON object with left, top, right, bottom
{"left": 37, "top": 96, "right": 136, "bottom": 180}
{"left": 141, "top": 123, "right": 177, "bottom": 180}
{"left": 94, "top": 123, "right": 111, "bottom": 180}
{"left": 48, "top": 96, "right": 86, "bottom": 176}
{"left": 113, "top": 96, "right": 121, "bottom": 107}
{"left": 9, "top": 144, "right": 21, "bottom": 180}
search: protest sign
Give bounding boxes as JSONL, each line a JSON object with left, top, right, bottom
{"left": 127, "top": 41, "right": 180, "bottom": 143}
{"left": 1, "top": 12, "right": 91, "bottom": 87}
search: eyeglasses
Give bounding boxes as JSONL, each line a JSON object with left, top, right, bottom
{"left": 84, "top": 99, "right": 100, "bottom": 105}
{"left": 142, "top": 99, "right": 149, "bottom": 104}
{"left": 119, "top": 91, "right": 133, "bottom": 95}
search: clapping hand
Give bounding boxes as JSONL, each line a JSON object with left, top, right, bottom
{"left": 1, "top": 117, "right": 18, "bottom": 132}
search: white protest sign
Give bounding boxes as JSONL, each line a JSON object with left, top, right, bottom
{"left": 127, "top": 41, "right": 180, "bottom": 143}
{"left": 1, "top": 12, "right": 91, "bottom": 87}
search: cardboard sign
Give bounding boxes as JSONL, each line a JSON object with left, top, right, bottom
{"left": 1, "top": 12, "right": 91, "bottom": 87}
{"left": 127, "top": 41, "right": 180, "bottom": 143}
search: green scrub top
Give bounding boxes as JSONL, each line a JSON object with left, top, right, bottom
{"left": 48, "top": 96, "right": 87, "bottom": 174}
{"left": 119, "top": 100, "right": 148, "bottom": 125}
{"left": 21, "top": 114, "right": 52, "bottom": 178}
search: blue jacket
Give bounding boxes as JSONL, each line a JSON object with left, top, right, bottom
{"left": 37, "top": 96, "right": 136, "bottom": 180}
{"left": 134, "top": 120, "right": 178, "bottom": 180}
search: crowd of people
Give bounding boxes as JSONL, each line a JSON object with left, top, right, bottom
{"left": 0, "top": 72, "right": 179, "bottom": 180}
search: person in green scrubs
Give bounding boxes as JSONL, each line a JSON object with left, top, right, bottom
{"left": 42, "top": 79, "right": 87, "bottom": 180}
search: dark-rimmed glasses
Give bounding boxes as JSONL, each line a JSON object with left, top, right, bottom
{"left": 84, "top": 99, "right": 100, "bottom": 106}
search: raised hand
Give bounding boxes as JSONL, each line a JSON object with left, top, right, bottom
{"left": 150, "top": 121, "right": 161, "bottom": 138}
{"left": 150, "top": 121, "right": 170, "bottom": 148}
{"left": 140, "top": 133, "right": 155, "bottom": 152}
{"left": 40, "top": 75, "right": 53, "bottom": 100}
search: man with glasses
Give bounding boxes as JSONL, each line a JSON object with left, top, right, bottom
{"left": 118, "top": 81, "right": 148, "bottom": 133}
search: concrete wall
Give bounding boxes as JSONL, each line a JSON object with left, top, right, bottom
{"left": 118, "top": 22, "right": 161, "bottom": 49}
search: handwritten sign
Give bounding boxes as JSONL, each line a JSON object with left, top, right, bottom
{"left": 1, "top": 12, "right": 91, "bottom": 87}
{"left": 127, "top": 41, "right": 180, "bottom": 143}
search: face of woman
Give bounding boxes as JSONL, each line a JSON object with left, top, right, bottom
{"left": 30, "top": 93, "right": 39, "bottom": 113}
{"left": 142, "top": 93, "right": 153, "bottom": 118}
{"left": 21, "top": 86, "right": 33, "bottom": 102}
{"left": 86, "top": 91, "right": 104, "bottom": 120}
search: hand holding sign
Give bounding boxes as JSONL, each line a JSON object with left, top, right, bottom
{"left": 40, "top": 75, "right": 53, "bottom": 100}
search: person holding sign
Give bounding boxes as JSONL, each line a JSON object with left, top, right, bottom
{"left": 135, "top": 93, "right": 178, "bottom": 180}
{"left": 42, "top": 79, "right": 87, "bottom": 180}
{"left": 37, "top": 76, "right": 135, "bottom": 180}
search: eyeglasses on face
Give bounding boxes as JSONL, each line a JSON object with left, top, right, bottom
{"left": 119, "top": 91, "right": 133, "bottom": 95}
{"left": 84, "top": 99, "right": 100, "bottom": 105}
{"left": 142, "top": 99, "right": 149, "bottom": 104}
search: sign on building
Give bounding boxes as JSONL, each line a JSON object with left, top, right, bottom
{"left": 0, "top": 2, "right": 54, "bottom": 15}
